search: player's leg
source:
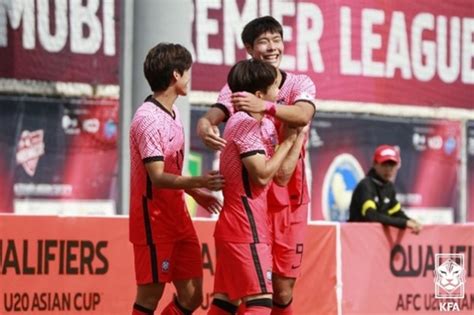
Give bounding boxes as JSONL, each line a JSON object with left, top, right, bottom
{"left": 270, "top": 204, "right": 308, "bottom": 315}
{"left": 272, "top": 242, "right": 297, "bottom": 315}
{"left": 209, "top": 240, "right": 241, "bottom": 315}
{"left": 271, "top": 275, "right": 295, "bottom": 315}
{"left": 132, "top": 244, "right": 167, "bottom": 314}
{"left": 242, "top": 294, "right": 273, "bottom": 315}
{"left": 133, "top": 283, "right": 166, "bottom": 314}
{"left": 241, "top": 242, "right": 273, "bottom": 315}
{"left": 208, "top": 293, "right": 240, "bottom": 315}
{"left": 161, "top": 277, "right": 203, "bottom": 314}
{"left": 162, "top": 236, "right": 204, "bottom": 314}
{"left": 210, "top": 241, "right": 271, "bottom": 314}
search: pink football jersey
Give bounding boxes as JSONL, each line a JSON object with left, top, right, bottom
{"left": 214, "top": 71, "right": 316, "bottom": 207}
{"left": 214, "top": 112, "right": 278, "bottom": 243}
{"left": 129, "top": 96, "right": 195, "bottom": 244}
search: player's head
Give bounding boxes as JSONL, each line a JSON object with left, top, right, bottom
{"left": 143, "top": 43, "right": 192, "bottom": 94}
{"left": 241, "top": 16, "right": 284, "bottom": 68}
{"left": 228, "top": 59, "right": 280, "bottom": 102}
{"left": 372, "top": 145, "right": 401, "bottom": 182}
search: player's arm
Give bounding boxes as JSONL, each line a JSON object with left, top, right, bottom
{"left": 241, "top": 134, "right": 296, "bottom": 186}
{"left": 273, "top": 101, "right": 315, "bottom": 126}
{"left": 196, "top": 85, "right": 233, "bottom": 150}
{"left": 196, "top": 106, "right": 227, "bottom": 150}
{"left": 231, "top": 92, "right": 315, "bottom": 127}
{"left": 274, "top": 125, "right": 308, "bottom": 186}
{"left": 145, "top": 161, "right": 224, "bottom": 191}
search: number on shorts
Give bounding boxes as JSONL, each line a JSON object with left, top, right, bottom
{"left": 291, "top": 243, "right": 304, "bottom": 269}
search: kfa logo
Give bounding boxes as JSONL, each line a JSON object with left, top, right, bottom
{"left": 434, "top": 254, "right": 465, "bottom": 312}
{"left": 161, "top": 260, "right": 170, "bottom": 272}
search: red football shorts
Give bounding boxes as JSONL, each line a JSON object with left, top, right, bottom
{"left": 133, "top": 235, "right": 203, "bottom": 284}
{"left": 270, "top": 204, "right": 308, "bottom": 278}
{"left": 213, "top": 240, "right": 272, "bottom": 301}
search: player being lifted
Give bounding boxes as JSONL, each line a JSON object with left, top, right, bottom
{"left": 129, "top": 43, "right": 224, "bottom": 315}
{"left": 208, "top": 58, "right": 307, "bottom": 315}
{"left": 198, "top": 16, "right": 316, "bottom": 315}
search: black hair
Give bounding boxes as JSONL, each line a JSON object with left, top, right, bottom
{"left": 241, "top": 16, "right": 283, "bottom": 46}
{"left": 227, "top": 59, "right": 277, "bottom": 94}
{"left": 143, "top": 43, "right": 192, "bottom": 92}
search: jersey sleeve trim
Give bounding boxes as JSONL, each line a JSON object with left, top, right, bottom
{"left": 388, "top": 202, "right": 401, "bottom": 215}
{"left": 143, "top": 156, "right": 164, "bottom": 164}
{"left": 361, "top": 199, "right": 377, "bottom": 216}
{"left": 212, "top": 103, "right": 231, "bottom": 122}
{"left": 294, "top": 99, "right": 317, "bottom": 117}
{"left": 240, "top": 150, "right": 266, "bottom": 159}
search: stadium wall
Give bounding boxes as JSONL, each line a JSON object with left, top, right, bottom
{"left": 0, "top": 215, "right": 472, "bottom": 314}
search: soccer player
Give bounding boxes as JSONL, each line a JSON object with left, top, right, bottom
{"left": 129, "top": 43, "right": 225, "bottom": 315}
{"left": 197, "top": 16, "right": 316, "bottom": 315}
{"left": 208, "top": 59, "right": 307, "bottom": 315}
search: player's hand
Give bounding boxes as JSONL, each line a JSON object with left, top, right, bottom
{"left": 231, "top": 92, "right": 265, "bottom": 113}
{"left": 191, "top": 189, "right": 223, "bottom": 214}
{"left": 406, "top": 219, "right": 422, "bottom": 234}
{"left": 297, "top": 124, "right": 310, "bottom": 135}
{"left": 201, "top": 170, "right": 225, "bottom": 191}
{"left": 281, "top": 124, "right": 298, "bottom": 143}
{"left": 200, "top": 125, "right": 226, "bottom": 151}
{"left": 290, "top": 125, "right": 309, "bottom": 147}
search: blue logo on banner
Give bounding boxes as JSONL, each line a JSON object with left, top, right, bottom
{"left": 444, "top": 137, "right": 456, "bottom": 155}
{"left": 322, "top": 154, "right": 365, "bottom": 222}
{"left": 104, "top": 119, "right": 117, "bottom": 139}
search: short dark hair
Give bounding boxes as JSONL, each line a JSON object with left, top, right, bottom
{"left": 241, "top": 16, "right": 283, "bottom": 46}
{"left": 227, "top": 59, "right": 277, "bottom": 95}
{"left": 143, "top": 43, "right": 192, "bottom": 92}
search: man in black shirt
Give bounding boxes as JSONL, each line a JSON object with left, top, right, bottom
{"left": 348, "top": 145, "right": 422, "bottom": 234}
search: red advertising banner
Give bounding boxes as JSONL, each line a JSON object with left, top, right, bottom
{"left": 468, "top": 121, "right": 474, "bottom": 222}
{"left": 0, "top": 216, "right": 337, "bottom": 314}
{"left": 0, "top": 0, "right": 120, "bottom": 84}
{"left": 0, "top": 96, "right": 119, "bottom": 214}
{"left": 341, "top": 223, "right": 474, "bottom": 314}
{"left": 1, "top": 215, "right": 472, "bottom": 314}
{"left": 191, "top": 0, "right": 474, "bottom": 108}
{"left": 0, "top": 215, "right": 135, "bottom": 314}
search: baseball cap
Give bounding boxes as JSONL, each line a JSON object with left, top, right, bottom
{"left": 373, "top": 145, "right": 400, "bottom": 164}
